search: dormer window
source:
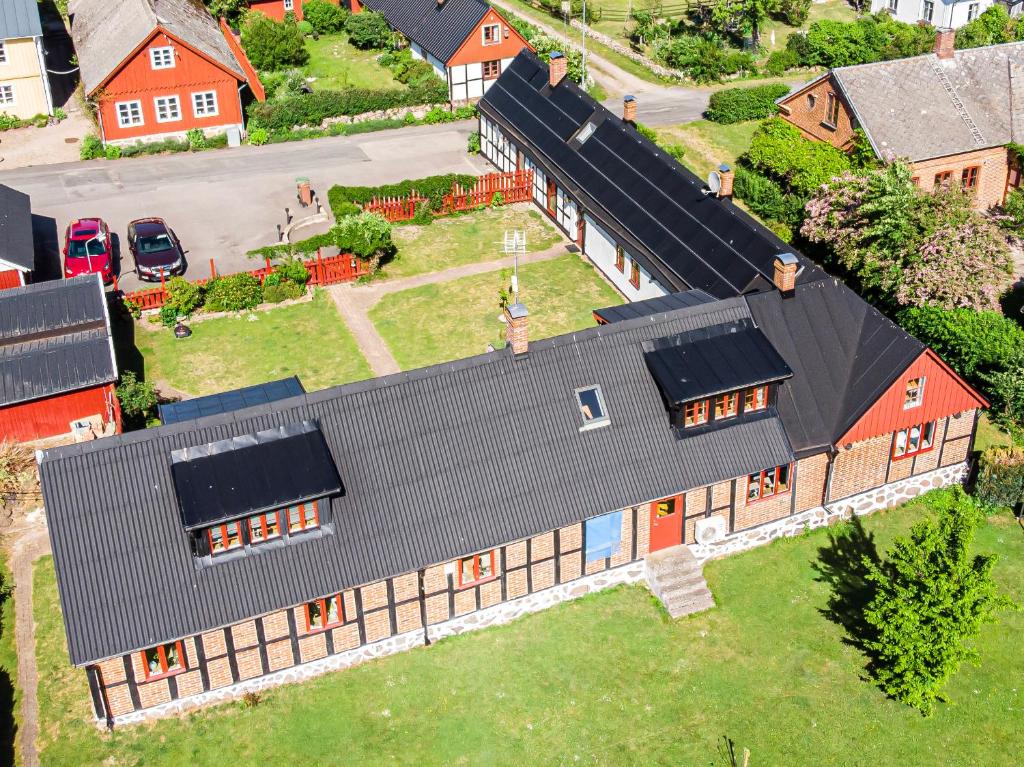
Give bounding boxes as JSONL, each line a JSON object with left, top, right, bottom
{"left": 904, "top": 377, "right": 924, "bottom": 409}
{"left": 150, "top": 46, "right": 175, "bottom": 69}
{"left": 209, "top": 521, "right": 244, "bottom": 555}
{"left": 744, "top": 386, "right": 768, "bottom": 413}
{"left": 684, "top": 400, "right": 708, "bottom": 427}
{"left": 287, "top": 501, "right": 320, "bottom": 532}
{"left": 714, "top": 392, "right": 738, "bottom": 419}
{"left": 248, "top": 510, "right": 283, "bottom": 543}
{"left": 576, "top": 385, "right": 610, "bottom": 430}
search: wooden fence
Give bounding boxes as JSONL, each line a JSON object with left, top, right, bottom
{"left": 118, "top": 250, "right": 370, "bottom": 312}
{"left": 362, "top": 170, "right": 534, "bottom": 222}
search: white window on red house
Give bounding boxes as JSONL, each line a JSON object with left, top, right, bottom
{"left": 459, "top": 550, "right": 496, "bottom": 586}
{"left": 116, "top": 100, "right": 143, "bottom": 127}
{"left": 284, "top": 0, "right": 294, "bottom": 9}
{"left": 744, "top": 385, "right": 768, "bottom": 412}
{"left": 893, "top": 422, "right": 935, "bottom": 460}
{"left": 287, "top": 501, "right": 319, "bottom": 533}
{"left": 150, "top": 46, "right": 175, "bottom": 69}
{"left": 192, "top": 91, "right": 218, "bottom": 117}
{"left": 248, "top": 511, "right": 282, "bottom": 543}
{"left": 154, "top": 95, "right": 181, "bottom": 123}
{"left": 208, "top": 521, "right": 244, "bottom": 554}
{"left": 482, "top": 23, "right": 500, "bottom": 45}
{"left": 142, "top": 641, "right": 185, "bottom": 679}
{"left": 306, "top": 594, "right": 344, "bottom": 632}
{"left": 714, "top": 392, "right": 738, "bottom": 420}
{"left": 747, "top": 464, "right": 791, "bottom": 503}
{"left": 684, "top": 399, "right": 709, "bottom": 427}
{"left": 482, "top": 59, "right": 501, "bottom": 80}
{"left": 904, "top": 377, "right": 925, "bottom": 409}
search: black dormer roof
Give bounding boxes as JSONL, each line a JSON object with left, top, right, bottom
{"left": 360, "top": 0, "right": 489, "bottom": 63}
{"left": 643, "top": 320, "right": 793, "bottom": 405}
{"left": 170, "top": 421, "right": 342, "bottom": 531}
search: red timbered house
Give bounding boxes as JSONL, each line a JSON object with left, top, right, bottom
{"left": 68, "top": 0, "right": 265, "bottom": 146}
{"left": 247, "top": 0, "right": 341, "bottom": 21}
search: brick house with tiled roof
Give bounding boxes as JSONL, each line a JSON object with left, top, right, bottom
{"left": 777, "top": 30, "right": 1023, "bottom": 209}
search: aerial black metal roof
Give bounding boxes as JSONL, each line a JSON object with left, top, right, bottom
{"left": 479, "top": 51, "right": 825, "bottom": 299}
{"left": 171, "top": 421, "right": 342, "bottom": 530}
{"left": 159, "top": 377, "right": 305, "bottom": 425}
{"left": 360, "top": 0, "right": 489, "bottom": 63}
{"left": 41, "top": 298, "right": 795, "bottom": 666}
{"left": 643, "top": 320, "right": 793, "bottom": 405}
{"left": 0, "top": 276, "right": 117, "bottom": 407}
{"left": 0, "top": 184, "right": 35, "bottom": 273}
{"left": 594, "top": 290, "right": 716, "bottom": 324}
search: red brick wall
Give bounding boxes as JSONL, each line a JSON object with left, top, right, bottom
{"left": 908, "top": 147, "right": 1011, "bottom": 210}
{"left": 777, "top": 75, "right": 857, "bottom": 148}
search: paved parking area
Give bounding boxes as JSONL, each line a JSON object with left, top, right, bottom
{"left": 3, "top": 122, "right": 485, "bottom": 291}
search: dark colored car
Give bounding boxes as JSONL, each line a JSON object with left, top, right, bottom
{"left": 63, "top": 218, "right": 114, "bottom": 283}
{"left": 128, "top": 217, "right": 186, "bottom": 282}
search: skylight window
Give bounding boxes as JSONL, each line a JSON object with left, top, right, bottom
{"left": 576, "top": 386, "right": 610, "bottom": 430}
{"left": 575, "top": 121, "right": 597, "bottom": 144}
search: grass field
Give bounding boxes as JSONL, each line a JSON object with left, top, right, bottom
{"left": 370, "top": 254, "right": 623, "bottom": 369}
{"left": 656, "top": 118, "right": 760, "bottom": 178}
{"left": 129, "top": 291, "right": 372, "bottom": 397}
{"left": 303, "top": 34, "right": 402, "bottom": 91}
{"left": 0, "top": 554, "right": 17, "bottom": 767}
{"left": 386, "top": 207, "right": 565, "bottom": 280}
{"left": 28, "top": 498, "right": 1024, "bottom": 766}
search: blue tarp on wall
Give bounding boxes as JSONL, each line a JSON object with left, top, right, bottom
{"left": 585, "top": 510, "right": 623, "bottom": 562}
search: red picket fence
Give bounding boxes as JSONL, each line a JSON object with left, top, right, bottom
{"left": 119, "top": 250, "right": 370, "bottom": 312}
{"left": 362, "top": 171, "right": 534, "bottom": 222}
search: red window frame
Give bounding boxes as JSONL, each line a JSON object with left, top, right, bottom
{"left": 207, "top": 521, "right": 243, "bottom": 555}
{"left": 248, "top": 510, "right": 283, "bottom": 544}
{"left": 746, "top": 464, "right": 792, "bottom": 504}
{"left": 482, "top": 59, "right": 501, "bottom": 80}
{"left": 629, "top": 259, "right": 640, "bottom": 289}
{"left": 744, "top": 385, "right": 768, "bottom": 413}
{"left": 458, "top": 550, "right": 497, "bottom": 587}
{"left": 304, "top": 594, "right": 345, "bottom": 633}
{"left": 825, "top": 92, "right": 840, "bottom": 127}
{"left": 892, "top": 421, "right": 935, "bottom": 460}
{"left": 141, "top": 641, "right": 186, "bottom": 680}
{"left": 286, "top": 501, "right": 319, "bottom": 533}
{"left": 614, "top": 245, "right": 625, "bottom": 273}
{"left": 961, "top": 165, "right": 980, "bottom": 190}
{"left": 934, "top": 170, "right": 954, "bottom": 189}
{"left": 714, "top": 392, "right": 739, "bottom": 420}
{"left": 683, "top": 399, "right": 709, "bottom": 427}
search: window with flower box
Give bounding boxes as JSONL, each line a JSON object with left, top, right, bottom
{"left": 248, "top": 510, "right": 282, "bottom": 543}
{"left": 459, "top": 550, "right": 496, "bottom": 586}
{"left": 747, "top": 464, "right": 791, "bottom": 503}
{"left": 714, "top": 392, "right": 738, "bottom": 420}
{"left": 305, "top": 594, "right": 344, "bottom": 632}
{"left": 286, "top": 501, "right": 319, "bottom": 533}
{"left": 208, "top": 521, "right": 243, "bottom": 555}
{"left": 892, "top": 422, "right": 935, "bottom": 460}
{"left": 684, "top": 399, "right": 709, "bottom": 427}
{"left": 141, "top": 641, "right": 185, "bottom": 680}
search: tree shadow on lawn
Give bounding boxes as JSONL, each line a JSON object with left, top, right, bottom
{"left": 811, "top": 515, "right": 882, "bottom": 657}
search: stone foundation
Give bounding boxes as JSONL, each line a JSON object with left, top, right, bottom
{"left": 689, "top": 462, "right": 968, "bottom": 562}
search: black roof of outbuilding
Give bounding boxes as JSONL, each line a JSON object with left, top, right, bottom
{"left": 41, "top": 298, "right": 795, "bottom": 666}
{"left": 159, "top": 377, "right": 305, "bottom": 424}
{"left": 594, "top": 290, "right": 716, "bottom": 323}
{"left": 479, "top": 51, "right": 823, "bottom": 299}
{"left": 361, "top": 0, "right": 489, "bottom": 63}
{"left": 0, "top": 184, "right": 35, "bottom": 273}
{"left": 644, "top": 320, "right": 792, "bottom": 405}
{"left": 0, "top": 276, "right": 117, "bottom": 407}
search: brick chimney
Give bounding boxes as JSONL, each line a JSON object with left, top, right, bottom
{"left": 505, "top": 302, "right": 529, "bottom": 355}
{"left": 548, "top": 52, "right": 567, "bottom": 87}
{"left": 717, "top": 164, "right": 734, "bottom": 199}
{"left": 934, "top": 27, "right": 955, "bottom": 60}
{"left": 623, "top": 94, "right": 637, "bottom": 124}
{"left": 773, "top": 253, "right": 799, "bottom": 294}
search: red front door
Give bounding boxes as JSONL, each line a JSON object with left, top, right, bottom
{"left": 649, "top": 495, "right": 683, "bottom": 552}
{"left": 576, "top": 215, "right": 586, "bottom": 247}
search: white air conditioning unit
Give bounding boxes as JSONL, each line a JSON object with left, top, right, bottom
{"left": 694, "top": 516, "right": 726, "bottom": 545}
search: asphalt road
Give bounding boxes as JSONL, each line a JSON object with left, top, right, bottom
{"left": 3, "top": 122, "right": 485, "bottom": 291}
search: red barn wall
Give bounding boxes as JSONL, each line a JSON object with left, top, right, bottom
{"left": 96, "top": 29, "right": 244, "bottom": 143}
{"left": 839, "top": 350, "right": 986, "bottom": 447}
{"left": 447, "top": 8, "right": 533, "bottom": 67}
{"left": 0, "top": 384, "right": 117, "bottom": 443}
{"left": 248, "top": 0, "right": 340, "bottom": 22}
{"left": 0, "top": 269, "right": 25, "bottom": 290}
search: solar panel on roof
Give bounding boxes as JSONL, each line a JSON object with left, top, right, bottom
{"left": 159, "top": 377, "right": 305, "bottom": 425}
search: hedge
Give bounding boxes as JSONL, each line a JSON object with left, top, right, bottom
{"left": 246, "top": 79, "right": 449, "bottom": 131}
{"left": 705, "top": 84, "right": 791, "bottom": 124}
{"left": 328, "top": 173, "right": 478, "bottom": 218}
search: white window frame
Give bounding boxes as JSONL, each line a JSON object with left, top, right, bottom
{"left": 150, "top": 46, "right": 175, "bottom": 70}
{"left": 0, "top": 85, "right": 14, "bottom": 106}
{"left": 921, "top": 0, "right": 934, "bottom": 22}
{"left": 482, "top": 23, "right": 500, "bottom": 46}
{"left": 575, "top": 385, "right": 611, "bottom": 431}
{"left": 886, "top": 0, "right": 898, "bottom": 11}
{"left": 967, "top": 2, "right": 979, "bottom": 20}
{"left": 191, "top": 90, "right": 219, "bottom": 118}
{"left": 904, "top": 376, "right": 925, "bottom": 410}
{"left": 116, "top": 100, "right": 144, "bottom": 128}
{"left": 0, "top": 42, "right": 7, "bottom": 66}
{"left": 154, "top": 95, "right": 182, "bottom": 123}
{"left": 284, "top": 0, "right": 294, "bottom": 9}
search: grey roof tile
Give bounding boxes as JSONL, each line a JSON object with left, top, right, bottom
{"left": 361, "top": 0, "right": 489, "bottom": 63}
{"left": 0, "top": 184, "right": 34, "bottom": 272}
{"left": 0, "top": 0, "right": 43, "bottom": 40}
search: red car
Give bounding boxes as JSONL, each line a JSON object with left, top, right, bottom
{"left": 63, "top": 218, "right": 114, "bottom": 283}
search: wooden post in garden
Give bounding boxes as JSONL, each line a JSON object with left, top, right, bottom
{"left": 209, "top": 259, "right": 216, "bottom": 279}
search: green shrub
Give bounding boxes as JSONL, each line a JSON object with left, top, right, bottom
{"left": 116, "top": 371, "right": 158, "bottom": 425}
{"left": 412, "top": 201, "right": 432, "bottom": 225}
{"left": 0, "top": 112, "right": 24, "bottom": 131}
{"left": 743, "top": 118, "right": 852, "bottom": 196}
{"left": 467, "top": 131, "right": 480, "bottom": 154}
{"left": 796, "top": 13, "right": 934, "bottom": 69}
{"left": 490, "top": 191, "right": 505, "bottom": 207}
{"left": 118, "top": 137, "right": 190, "bottom": 157}
{"left": 104, "top": 144, "right": 122, "bottom": 160}
{"left": 297, "top": 20, "right": 314, "bottom": 36}
{"left": 763, "top": 49, "right": 800, "bottom": 76}
{"left": 733, "top": 166, "right": 806, "bottom": 227}
{"left": 241, "top": 13, "right": 309, "bottom": 70}
{"left": 956, "top": 5, "right": 1015, "bottom": 49}
{"left": 31, "top": 113, "right": 48, "bottom": 128}
{"left": 776, "top": 0, "right": 811, "bottom": 26}
{"left": 165, "top": 276, "right": 203, "bottom": 317}
{"left": 263, "top": 280, "right": 306, "bottom": 303}
{"left": 275, "top": 256, "right": 310, "bottom": 284}
{"left": 332, "top": 212, "right": 394, "bottom": 260}
{"left": 204, "top": 273, "right": 263, "bottom": 312}
{"left": 248, "top": 127, "right": 269, "bottom": 146}
{"left": 975, "top": 445, "right": 1024, "bottom": 514}
{"left": 80, "top": 134, "right": 104, "bottom": 160}
{"left": 345, "top": 10, "right": 391, "bottom": 49}
{"left": 706, "top": 84, "right": 791, "bottom": 124}
{"left": 186, "top": 128, "right": 207, "bottom": 151}
{"left": 328, "top": 173, "right": 478, "bottom": 218}
{"left": 303, "top": 0, "right": 348, "bottom": 33}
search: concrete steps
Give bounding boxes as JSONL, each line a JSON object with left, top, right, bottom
{"left": 645, "top": 545, "right": 715, "bottom": 618}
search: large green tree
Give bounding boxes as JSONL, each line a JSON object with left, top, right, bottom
{"left": 710, "top": 0, "right": 775, "bottom": 49}
{"left": 862, "top": 488, "right": 1015, "bottom": 715}
{"left": 205, "top": 0, "right": 247, "bottom": 24}
{"left": 240, "top": 13, "right": 309, "bottom": 71}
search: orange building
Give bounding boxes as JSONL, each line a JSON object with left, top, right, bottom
{"left": 68, "top": 0, "right": 264, "bottom": 146}
{"left": 247, "top": 0, "right": 342, "bottom": 22}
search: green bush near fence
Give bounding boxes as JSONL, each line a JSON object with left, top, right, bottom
{"left": 204, "top": 273, "right": 264, "bottom": 312}
{"left": 705, "top": 84, "right": 791, "bottom": 124}
{"left": 328, "top": 173, "right": 479, "bottom": 219}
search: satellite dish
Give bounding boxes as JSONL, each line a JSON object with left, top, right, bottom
{"left": 706, "top": 170, "right": 722, "bottom": 195}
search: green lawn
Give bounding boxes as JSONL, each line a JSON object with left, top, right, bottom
{"left": 975, "top": 412, "right": 1019, "bottom": 452}
{"left": 29, "top": 499, "right": 1024, "bottom": 766}
{"left": 0, "top": 553, "right": 17, "bottom": 767}
{"left": 761, "top": 0, "right": 858, "bottom": 52}
{"left": 129, "top": 291, "right": 372, "bottom": 397}
{"left": 370, "top": 254, "right": 623, "bottom": 369}
{"left": 303, "top": 33, "right": 402, "bottom": 91}
{"left": 385, "top": 207, "right": 565, "bottom": 280}
{"left": 656, "top": 119, "right": 761, "bottom": 179}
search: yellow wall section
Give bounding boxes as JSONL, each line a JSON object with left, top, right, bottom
{"left": 0, "top": 36, "right": 51, "bottom": 118}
